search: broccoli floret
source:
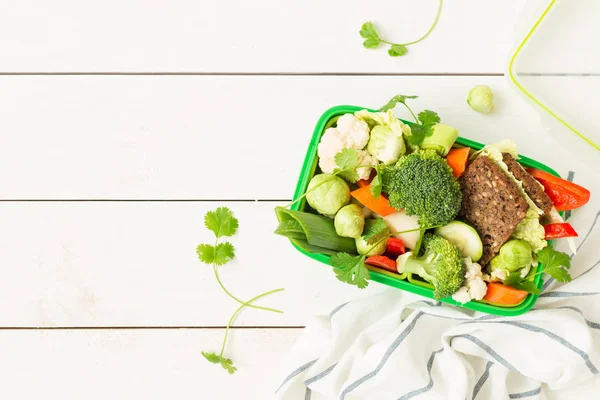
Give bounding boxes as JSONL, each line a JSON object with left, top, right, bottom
{"left": 397, "top": 233, "right": 465, "bottom": 299}
{"left": 382, "top": 150, "right": 462, "bottom": 227}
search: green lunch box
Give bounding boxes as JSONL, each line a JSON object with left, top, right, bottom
{"left": 287, "top": 105, "right": 561, "bottom": 317}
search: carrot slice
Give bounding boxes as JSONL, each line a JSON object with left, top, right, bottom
{"left": 350, "top": 186, "right": 397, "bottom": 216}
{"left": 483, "top": 282, "right": 529, "bottom": 306}
{"left": 446, "top": 147, "right": 471, "bottom": 178}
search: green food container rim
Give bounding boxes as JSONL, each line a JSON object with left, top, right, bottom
{"left": 289, "top": 105, "right": 561, "bottom": 316}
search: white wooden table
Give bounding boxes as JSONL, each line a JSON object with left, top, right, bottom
{"left": 0, "top": 1, "right": 598, "bottom": 398}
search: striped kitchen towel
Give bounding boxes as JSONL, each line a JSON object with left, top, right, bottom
{"left": 274, "top": 205, "right": 600, "bottom": 399}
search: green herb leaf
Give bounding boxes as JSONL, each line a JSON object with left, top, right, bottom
{"left": 388, "top": 44, "right": 408, "bottom": 57}
{"left": 370, "top": 165, "right": 383, "bottom": 199}
{"left": 330, "top": 253, "right": 370, "bottom": 289}
{"left": 196, "top": 242, "right": 235, "bottom": 266}
{"left": 204, "top": 207, "right": 239, "bottom": 238}
{"left": 360, "top": 22, "right": 380, "bottom": 40}
{"left": 378, "top": 94, "right": 419, "bottom": 112}
{"left": 504, "top": 272, "right": 541, "bottom": 295}
{"left": 417, "top": 110, "right": 441, "bottom": 136}
{"left": 406, "top": 125, "right": 426, "bottom": 146}
{"left": 362, "top": 218, "right": 390, "bottom": 245}
{"left": 537, "top": 246, "right": 572, "bottom": 283}
{"left": 201, "top": 352, "right": 237, "bottom": 374}
{"left": 363, "top": 37, "right": 380, "bottom": 49}
{"left": 334, "top": 148, "right": 361, "bottom": 183}
{"left": 202, "top": 351, "right": 222, "bottom": 364}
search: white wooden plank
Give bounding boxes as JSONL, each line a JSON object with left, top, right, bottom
{"left": 0, "top": 75, "right": 583, "bottom": 200}
{"left": 0, "top": 201, "right": 402, "bottom": 327}
{"left": 0, "top": 328, "right": 301, "bottom": 400}
{"left": 0, "top": 0, "right": 525, "bottom": 73}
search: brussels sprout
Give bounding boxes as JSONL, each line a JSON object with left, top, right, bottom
{"left": 489, "top": 239, "right": 533, "bottom": 272}
{"left": 420, "top": 123, "right": 459, "bottom": 157}
{"left": 467, "top": 85, "right": 494, "bottom": 114}
{"left": 334, "top": 204, "right": 365, "bottom": 238}
{"left": 355, "top": 235, "right": 388, "bottom": 256}
{"left": 306, "top": 174, "right": 350, "bottom": 215}
{"left": 367, "top": 125, "right": 406, "bottom": 165}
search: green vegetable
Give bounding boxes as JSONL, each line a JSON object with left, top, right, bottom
{"left": 199, "top": 207, "right": 284, "bottom": 374}
{"left": 435, "top": 221, "right": 483, "bottom": 262}
{"left": 359, "top": 0, "right": 443, "bottom": 57}
{"left": 503, "top": 245, "right": 572, "bottom": 294}
{"left": 420, "top": 123, "right": 459, "bottom": 156}
{"left": 361, "top": 217, "right": 390, "bottom": 245}
{"left": 305, "top": 174, "right": 350, "bottom": 215}
{"left": 330, "top": 253, "right": 370, "bottom": 288}
{"left": 334, "top": 204, "right": 365, "bottom": 238}
{"left": 377, "top": 94, "right": 442, "bottom": 147}
{"left": 382, "top": 150, "right": 462, "bottom": 227}
{"left": 367, "top": 125, "right": 406, "bottom": 165}
{"left": 489, "top": 240, "right": 533, "bottom": 273}
{"left": 396, "top": 233, "right": 465, "bottom": 299}
{"left": 275, "top": 207, "right": 357, "bottom": 254}
{"left": 355, "top": 235, "right": 387, "bottom": 256}
{"left": 467, "top": 85, "right": 494, "bottom": 114}
{"left": 370, "top": 164, "right": 383, "bottom": 199}
{"left": 333, "top": 148, "right": 361, "bottom": 183}
{"left": 512, "top": 208, "right": 547, "bottom": 253}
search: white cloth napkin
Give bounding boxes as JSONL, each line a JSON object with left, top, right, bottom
{"left": 274, "top": 192, "right": 600, "bottom": 399}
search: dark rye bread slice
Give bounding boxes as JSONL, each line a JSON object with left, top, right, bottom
{"left": 459, "top": 156, "right": 529, "bottom": 265}
{"left": 502, "top": 153, "right": 553, "bottom": 216}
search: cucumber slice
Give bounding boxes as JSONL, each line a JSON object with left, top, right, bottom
{"left": 435, "top": 221, "right": 483, "bottom": 262}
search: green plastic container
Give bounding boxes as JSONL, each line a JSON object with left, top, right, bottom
{"left": 288, "top": 105, "right": 560, "bottom": 316}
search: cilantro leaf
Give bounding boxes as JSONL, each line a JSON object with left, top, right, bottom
{"left": 362, "top": 218, "right": 390, "bottom": 245}
{"left": 334, "top": 148, "right": 359, "bottom": 170}
{"left": 202, "top": 351, "right": 221, "bottom": 363}
{"left": 504, "top": 272, "right": 541, "bottom": 295}
{"left": 378, "top": 94, "right": 419, "bottom": 112}
{"left": 196, "top": 244, "right": 216, "bottom": 265}
{"left": 334, "top": 148, "right": 360, "bottom": 183}
{"left": 330, "top": 253, "right": 370, "bottom": 289}
{"left": 388, "top": 44, "right": 408, "bottom": 57}
{"left": 370, "top": 165, "right": 383, "bottom": 199}
{"left": 417, "top": 110, "right": 440, "bottom": 135}
{"left": 196, "top": 242, "right": 235, "bottom": 266}
{"left": 537, "top": 246, "right": 572, "bottom": 283}
{"left": 205, "top": 207, "right": 239, "bottom": 238}
{"left": 360, "top": 22, "right": 380, "bottom": 49}
{"left": 201, "top": 352, "right": 237, "bottom": 374}
{"left": 406, "top": 125, "right": 426, "bottom": 146}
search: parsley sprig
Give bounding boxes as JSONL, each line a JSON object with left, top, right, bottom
{"left": 359, "top": 0, "right": 443, "bottom": 57}
{"left": 503, "top": 246, "right": 572, "bottom": 294}
{"left": 198, "top": 207, "right": 284, "bottom": 374}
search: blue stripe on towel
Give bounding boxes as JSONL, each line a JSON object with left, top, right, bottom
{"left": 452, "top": 334, "right": 520, "bottom": 373}
{"left": 540, "top": 291, "right": 599, "bottom": 298}
{"left": 396, "top": 348, "right": 444, "bottom": 400}
{"left": 472, "top": 361, "right": 494, "bottom": 399}
{"left": 339, "top": 311, "right": 425, "bottom": 400}
{"left": 476, "top": 320, "right": 598, "bottom": 374}
{"left": 509, "top": 386, "right": 541, "bottom": 398}
{"left": 329, "top": 302, "right": 350, "bottom": 318}
{"left": 275, "top": 359, "right": 318, "bottom": 394}
{"left": 304, "top": 362, "right": 338, "bottom": 386}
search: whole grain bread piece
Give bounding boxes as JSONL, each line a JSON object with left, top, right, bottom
{"left": 502, "top": 153, "right": 553, "bottom": 216}
{"left": 459, "top": 156, "right": 529, "bottom": 265}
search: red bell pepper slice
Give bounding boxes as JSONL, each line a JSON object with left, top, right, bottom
{"left": 365, "top": 255, "right": 397, "bottom": 273}
{"left": 544, "top": 223, "right": 578, "bottom": 240}
{"left": 526, "top": 168, "right": 591, "bottom": 211}
{"left": 386, "top": 237, "right": 406, "bottom": 258}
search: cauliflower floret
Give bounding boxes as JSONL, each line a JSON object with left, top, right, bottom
{"left": 317, "top": 116, "right": 373, "bottom": 176}
{"left": 489, "top": 268, "right": 508, "bottom": 282}
{"left": 356, "top": 150, "right": 379, "bottom": 180}
{"left": 452, "top": 257, "right": 488, "bottom": 304}
{"left": 336, "top": 114, "right": 370, "bottom": 149}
